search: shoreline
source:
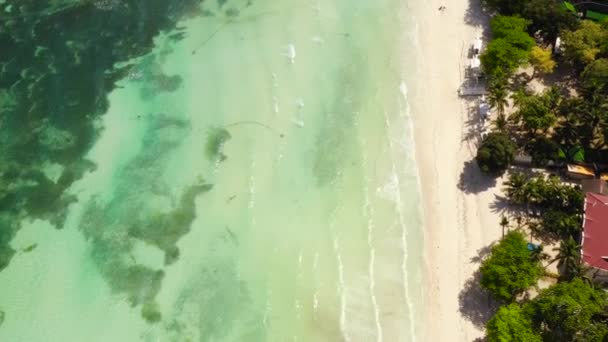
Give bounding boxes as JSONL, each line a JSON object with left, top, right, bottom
{"left": 406, "top": 0, "right": 502, "bottom": 340}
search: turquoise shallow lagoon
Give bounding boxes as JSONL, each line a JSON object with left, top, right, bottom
{"left": 0, "top": 0, "right": 424, "bottom": 340}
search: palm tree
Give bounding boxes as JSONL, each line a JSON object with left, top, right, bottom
{"left": 503, "top": 172, "right": 528, "bottom": 205}
{"left": 542, "top": 86, "right": 562, "bottom": 111}
{"left": 487, "top": 82, "right": 509, "bottom": 116}
{"left": 509, "top": 87, "right": 532, "bottom": 124}
{"left": 500, "top": 216, "right": 509, "bottom": 237}
{"left": 494, "top": 113, "right": 508, "bottom": 133}
{"left": 530, "top": 244, "right": 549, "bottom": 263}
{"left": 511, "top": 87, "right": 532, "bottom": 109}
{"left": 569, "top": 262, "right": 595, "bottom": 286}
{"left": 551, "top": 236, "right": 581, "bottom": 281}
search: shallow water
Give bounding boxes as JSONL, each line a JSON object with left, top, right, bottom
{"left": 0, "top": 0, "right": 424, "bottom": 341}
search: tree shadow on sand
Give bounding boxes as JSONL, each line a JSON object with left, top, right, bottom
{"left": 465, "top": 0, "right": 490, "bottom": 32}
{"left": 462, "top": 97, "right": 483, "bottom": 144}
{"left": 489, "top": 193, "right": 517, "bottom": 215}
{"left": 469, "top": 244, "right": 494, "bottom": 264}
{"left": 458, "top": 160, "right": 497, "bottom": 194}
{"left": 459, "top": 268, "right": 499, "bottom": 329}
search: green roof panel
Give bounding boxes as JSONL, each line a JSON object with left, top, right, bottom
{"left": 586, "top": 10, "right": 608, "bottom": 22}
{"left": 562, "top": 1, "right": 576, "bottom": 13}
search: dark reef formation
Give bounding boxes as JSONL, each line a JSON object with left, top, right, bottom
{"left": 0, "top": 0, "right": 204, "bottom": 271}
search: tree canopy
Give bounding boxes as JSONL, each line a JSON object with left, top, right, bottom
{"left": 523, "top": 0, "right": 578, "bottom": 42}
{"left": 486, "top": 303, "right": 542, "bottom": 342}
{"left": 541, "top": 209, "right": 581, "bottom": 239}
{"left": 525, "top": 137, "right": 560, "bottom": 166}
{"left": 581, "top": 58, "right": 608, "bottom": 95}
{"left": 482, "top": 0, "right": 527, "bottom": 16}
{"left": 525, "top": 278, "right": 608, "bottom": 341}
{"left": 481, "top": 16, "right": 535, "bottom": 77}
{"left": 529, "top": 46, "right": 556, "bottom": 75}
{"left": 480, "top": 231, "right": 543, "bottom": 302}
{"left": 561, "top": 20, "right": 608, "bottom": 67}
{"left": 518, "top": 96, "right": 556, "bottom": 133}
{"left": 476, "top": 132, "right": 517, "bottom": 175}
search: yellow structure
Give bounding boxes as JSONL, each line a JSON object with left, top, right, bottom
{"left": 567, "top": 164, "right": 595, "bottom": 179}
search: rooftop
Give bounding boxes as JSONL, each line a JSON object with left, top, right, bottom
{"left": 582, "top": 193, "right": 608, "bottom": 271}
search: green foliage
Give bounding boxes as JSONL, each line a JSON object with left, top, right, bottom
{"left": 503, "top": 171, "right": 528, "bottom": 205}
{"left": 490, "top": 16, "right": 530, "bottom": 38}
{"left": 486, "top": 304, "right": 542, "bottom": 342}
{"left": 521, "top": 175, "right": 583, "bottom": 213}
{"left": 581, "top": 58, "right": 608, "bottom": 95}
{"left": 476, "top": 132, "right": 517, "bottom": 175}
{"left": 503, "top": 173, "right": 583, "bottom": 241}
{"left": 525, "top": 137, "right": 560, "bottom": 166}
{"left": 481, "top": 0, "right": 527, "bottom": 15}
{"left": 525, "top": 278, "right": 607, "bottom": 341}
{"left": 554, "top": 97, "right": 607, "bottom": 150}
{"left": 542, "top": 210, "right": 581, "bottom": 239}
{"left": 482, "top": 0, "right": 578, "bottom": 41}
{"left": 561, "top": 20, "right": 608, "bottom": 66}
{"left": 480, "top": 231, "right": 544, "bottom": 302}
{"left": 523, "top": 0, "right": 578, "bottom": 42}
{"left": 529, "top": 46, "right": 556, "bottom": 75}
{"left": 481, "top": 16, "right": 535, "bottom": 77}
{"left": 518, "top": 96, "right": 556, "bottom": 133}
{"left": 487, "top": 81, "right": 509, "bottom": 116}
{"left": 551, "top": 236, "right": 582, "bottom": 280}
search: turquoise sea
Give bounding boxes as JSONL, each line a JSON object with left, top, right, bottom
{"left": 0, "top": 0, "right": 424, "bottom": 340}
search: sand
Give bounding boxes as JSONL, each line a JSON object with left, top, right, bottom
{"left": 407, "top": 0, "right": 504, "bottom": 340}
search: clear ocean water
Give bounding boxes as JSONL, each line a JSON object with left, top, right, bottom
{"left": 0, "top": 0, "right": 424, "bottom": 340}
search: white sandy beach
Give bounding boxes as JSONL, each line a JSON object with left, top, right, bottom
{"left": 408, "top": 0, "right": 504, "bottom": 341}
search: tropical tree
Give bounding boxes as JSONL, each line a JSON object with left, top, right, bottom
{"left": 503, "top": 171, "right": 528, "bottom": 204}
{"left": 518, "top": 95, "right": 556, "bottom": 134}
{"left": 542, "top": 210, "right": 581, "bottom": 239}
{"left": 486, "top": 303, "right": 542, "bottom": 342}
{"left": 500, "top": 215, "right": 509, "bottom": 237}
{"left": 525, "top": 137, "right": 560, "bottom": 166}
{"left": 480, "top": 231, "right": 544, "bottom": 302}
{"left": 476, "top": 132, "right": 517, "bottom": 175}
{"left": 581, "top": 58, "right": 608, "bottom": 95}
{"left": 525, "top": 278, "right": 607, "bottom": 341}
{"left": 481, "top": 16, "right": 535, "bottom": 78}
{"left": 494, "top": 113, "right": 508, "bottom": 133}
{"left": 481, "top": 0, "right": 527, "bottom": 15}
{"left": 561, "top": 20, "right": 608, "bottom": 67}
{"left": 550, "top": 236, "right": 581, "bottom": 280}
{"left": 555, "top": 98, "right": 586, "bottom": 148}
{"left": 510, "top": 87, "right": 532, "bottom": 109}
{"left": 529, "top": 46, "right": 556, "bottom": 76}
{"left": 530, "top": 244, "right": 549, "bottom": 263}
{"left": 523, "top": 0, "right": 578, "bottom": 42}
{"left": 487, "top": 81, "right": 509, "bottom": 116}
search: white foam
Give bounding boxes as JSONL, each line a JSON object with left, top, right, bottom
{"left": 248, "top": 160, "right": 256, "bottom": 211}
{"left": 381, "top": 82, "right": 422, "bottom": 341}
{"left": 283, "top": 44, "right": 296, "bottom": 64}
{"left": 271, "top": 72, "right": 278, "bottom": 87}
{"left": 332, "top": 235, "right": 350, "bottom": 342}
{"left": 263, "top": 290, "right": 272, "bottom": 327}
{"left": 311, "top": 36, "right": 325, "bottom": 44}
{"left": 273, "top": 96, "right": 279, "bottom": 114}
{"left": 360, "top": 138, "right": 383, "bottom": 342}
